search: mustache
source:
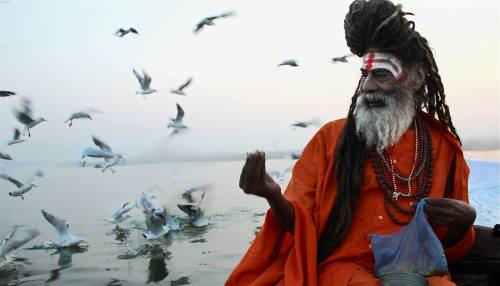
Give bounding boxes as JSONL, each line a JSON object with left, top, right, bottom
{"left": 358, "top": 91, "right": 413, "bottom": 107}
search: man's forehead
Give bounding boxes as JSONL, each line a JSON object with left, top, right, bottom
{"left": 361, "top": 51, "right": 403, "bottom": 78}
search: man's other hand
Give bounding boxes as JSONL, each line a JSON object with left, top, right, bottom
{"left": 423, "top": 198, "right": 476, "bottom": 228}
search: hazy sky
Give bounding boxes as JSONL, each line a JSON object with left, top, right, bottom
{"left": 0, "top": 0, "right": 498, "bottom": 163}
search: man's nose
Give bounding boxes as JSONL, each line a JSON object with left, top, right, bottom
{"left": 361, "top": 74, "right": 378, "bottom": 93}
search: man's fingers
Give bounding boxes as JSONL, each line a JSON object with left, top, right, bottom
{"left": 426, "top": 216, "right": 455, "bottom": 226}
{"left": 239, "top": 153, "right": 252, "bottom": 189}
{"left": 423, "top": 204, "right": 448, "bottom": 216}
{"left": 244, "top": 152, "right": 260, "bottom": 190}
{"left": 425, "top": 198, "right": 452, "bottom": 207}
{"left": 256, "top": 151, "right": 266, "bottom": 183}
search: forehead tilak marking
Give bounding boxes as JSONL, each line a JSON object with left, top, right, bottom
{"left": 362, "top": 52, "right": 402, "bottom": 78}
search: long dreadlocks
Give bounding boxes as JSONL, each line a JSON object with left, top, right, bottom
{"left": 317, "top": 0, "right": 460, "bottom": 262}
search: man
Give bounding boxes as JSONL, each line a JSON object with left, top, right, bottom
{"left": 226, "top": 0, "right": 476, "bottom": 285}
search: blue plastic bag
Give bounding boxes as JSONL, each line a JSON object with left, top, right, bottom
{"left": 369, "top": 198, "right": 449, "bottom": 277}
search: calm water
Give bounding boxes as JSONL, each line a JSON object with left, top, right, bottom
{"left": 0, "top": 158, "right": 498, "bottom": 285}
{"left": 0, "top": 159, "right": 295, "bottom": 286}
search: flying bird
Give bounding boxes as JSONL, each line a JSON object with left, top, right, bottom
{"left": 0, "top": 90, "right": 15, "bottom": 97}
{"left": 64, "top": 110, "right": 99, "bottom": 127}
{"left": 115, "top": 27, "right": 139, "bottom": 37}
{"left": 170, "top": 77, "right": 193, "bottom": 96}
{"left": 167, "top": 103, "right": 188, "bottom": 136}
{"left": 108, "top": 202, "right": 136, "bottom": 224}
{"left": 0, "top": 226, "right": 40, "bottom": 267}
{"left": 278, "top": 59, "right": 298, "bottom": 67}
{"left": 7, "top": 128, "right": 25, "bottom": 145}
{"left": 290, "top": 118, "right": 321, "bottom": 129}
{"left": 0, "top": 170, "right": 44, "bottom": 200}
{"left": 80, "top": 135, "right": 116, "bottom": 166}
{"left": 140, "top": 195, "right": 178, "bottom": 239}
{"left": 41, "top": 209, "right": 85, "bottom": 247}
{"left": 193, "top": 11, "right": 236, "bottom": 33}
{"left": 101, "top": 154, "right": 124, "bottom": 174}
{"left": 133, "top": 69, "right": 157, "bottom": 98}
{"left": 13, "top": 98, "right": 47, "bottom": 137}
{"left": 0, "top": 151, "right": 12, "bottom": 160}
{"left": 331, "top": 54, "right": 353, "bottom": 63}
{"left": 177, "top": 185, "right": 211, "bottom": 227}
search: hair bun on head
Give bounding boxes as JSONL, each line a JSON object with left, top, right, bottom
{"left": 344, "top": 0, "right": 415, "bottom": 58}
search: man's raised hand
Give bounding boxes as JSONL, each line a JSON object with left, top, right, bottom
{"left": 239, "top": 151, "right": 281, "bottom": 200}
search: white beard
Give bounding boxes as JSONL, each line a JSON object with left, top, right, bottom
{"left": 354, "top": 90, "right": 415, "bottom": 150}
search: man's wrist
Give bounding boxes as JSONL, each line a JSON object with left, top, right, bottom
{"left": 265, "top": 185, "right": 282, "bottom": 204}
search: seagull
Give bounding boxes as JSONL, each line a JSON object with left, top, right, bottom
{"left": 64, "top": 110, "right": 95, "bottom": 127}
{"left": 331, "top": 54, "right": 353, "bottom": 63}
{"left": 278, "top": 59, "right": 299, "bottom": 67}
{"left": 170, "top": 77, "right": 193, "bottom": 96}
{"left": 115, "top": 27, "right": 139, "bottom": 37}
{"left": 0, "top": 151, "right": 12, "bottom": 160}
{"left": 290, "top": 118, "right": 321, "bottom": 129}
{"left": 177, "top": 185, "right": 210, "bottom": 227}
{"left": 0, "top": 170, "right": 43, "bottom": 200}
{"left": 0, "top": 90, "right": 15, "bottom": 97}
{"left": 41, "top": 209, "right": 85, "bottom": 247}
{"left": 193, "top": 11, "right": 236, "bottom": 34}
{"left": 80, "top": 135, "right": 116, "bottom": 166}
{"left": 13, "top": 98, "right": 47, "bottom": 137}
{"left": 133, "top": 69, "right": 157, "bottom": 99}
{"left": 167, "top": 103, "right": 188, "bottom": 136}
{"left": 140, "top": 198, "right": 170, "bottom": 240}
{"left": 7, "top": 128, "right": 25, "bottom": 145}
{"left": 108, "top": 202, "right": 135, "bottom": 224}
{"left": 101, "top": 154, "right": 124, "bottom": 173}
{"left": 0, "top": 226, "right": 40, "bottom": 267}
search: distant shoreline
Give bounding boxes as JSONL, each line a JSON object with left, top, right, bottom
{"left": 463, "top": 149, "right": 500, "bottom": 162}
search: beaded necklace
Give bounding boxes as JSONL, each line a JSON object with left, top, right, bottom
{"left": 371, "top": 115, "right": 433, "bottom": 225}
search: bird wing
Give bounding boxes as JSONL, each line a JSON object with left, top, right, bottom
{"left": 112, "top": 202, "right": 134, "bottom": 219}
{"left": 133, "top": 69, "right": 145, "bottom": 88}
{"left": 142, "top": 70, "right": 152, "bottom": 89}
{"left": 0, "top": 174, "right": 24, "bottom": 188}
{"left": 169, "top": 129, "right": 179, "bottom": 137}
{"left": 14, "top": 109, "right": 34, "bottom": 125}
{"left": 175, "top": 103, "right": 185, "bottom": 122}
{"left": 92, "top": 135, "right": 112, "bottom": 153}
{"left": 217, "top": 10, "right": 236, "bottom": 18}
{"left": 0, "top": 152, "right": 12, "bottom": 160}
{"left": 41, "top": 209, "right": 71, "bottom": 239}
{"left": 13, "top": 128, "right": 20, "bottom": 140}
{"left": 0, "top": 227, "right": 40, "bottom": 257}
{"left": 41, "top": 209, "right": 65, "bottom": 229}
{"left": 0, "top": 91, "right": 15, "bottom": 97}
{"left": 115, "top": 28, "right": 126, "bottom": 37}
{"left": 178, "top": 77, "right": 193, "bottom": 91}
{"left": 129, "top": 27, "right": 138, "bottom": 34}
{"left": 21, "top": 98, "right": 34, "bottom": 118}
{"left": 193, "top": 21, "right": 205, "bottom": 33}
{"left": 181, "top": 188, "right": 195, "bottom": 203}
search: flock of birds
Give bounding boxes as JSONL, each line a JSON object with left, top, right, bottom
{"left": 0, "top": 9, "right": 353, "bottom": 270}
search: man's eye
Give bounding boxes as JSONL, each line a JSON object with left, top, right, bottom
{"left": 374, "top": 72, "right": 391, "bottom": 80}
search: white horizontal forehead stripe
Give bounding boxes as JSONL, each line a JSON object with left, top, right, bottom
{"left": 362, "top": 52, "right": 403, "bottom": 77}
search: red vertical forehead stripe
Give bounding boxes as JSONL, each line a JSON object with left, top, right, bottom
{"left": 366, "top": 51, "right": 375, "bottom": 72}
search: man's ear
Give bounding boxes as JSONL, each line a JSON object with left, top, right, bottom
{"left": 406, "top": 63, "right": 426, "bottom": 91}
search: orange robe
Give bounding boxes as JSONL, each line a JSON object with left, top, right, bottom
{"left": 226, "top": 113, "right": 475, "bottom": 286}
